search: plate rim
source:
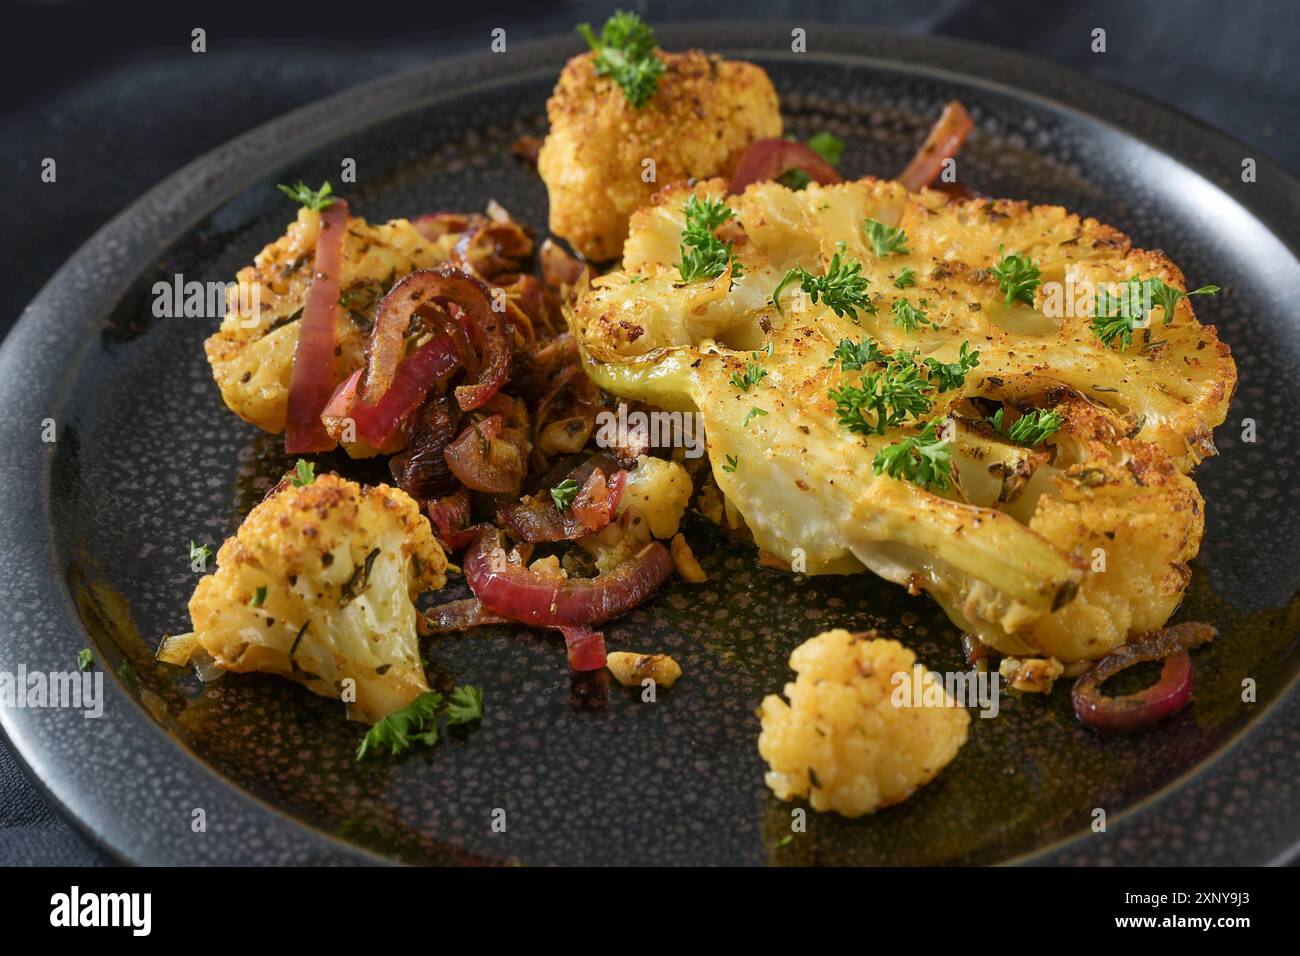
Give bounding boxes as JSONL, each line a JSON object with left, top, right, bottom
{"left": 1, "top": 22, "right": 1297, "bottom": 866}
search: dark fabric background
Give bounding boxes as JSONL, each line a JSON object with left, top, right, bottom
{"left": 0, "top": 0, "right": 1295, "bottom": 866}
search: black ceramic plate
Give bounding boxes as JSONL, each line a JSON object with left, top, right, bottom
{"left": 2, "top": 25, "right": 1299, "bottom": 866}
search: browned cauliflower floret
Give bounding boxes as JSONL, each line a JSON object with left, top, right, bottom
{"left": 204, "top": 208, "right": 457, "bottom": 437}
{"left": 164, "top": 473, "right": 447, "bottom": 723}
{"left": 538, "top": 49, "right": 781, "bottom": 261}
{"left": 758, "top": 630, "right": 969, "bottom": 818}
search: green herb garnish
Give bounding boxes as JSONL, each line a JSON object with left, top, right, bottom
{"left": 830, "top": 358, "right": 933, "bottom": 436}
{"left": 77, "top": 648, "right": 93, "bottom": 672}
{"left": 827, "top": 337, "right": 888, "bottom": 371}
{"left": 729, "top": 352, "right": 769, "bottom": 391}
{"left": 291, "top": 459, "right": 316, "bottom": 487}
{"left": 577, "top": 11, "right": 665, "bottom": 108}
{"left": 923, "top": 341, "right": 980, "bottom": 391}
{"left": 277, "top": 180, "right": 335, "bottom": 212}
{"left": 677, "top": 194, "right": 743, "bottom": 283}
{"left": 722, "top": 454, "right": 739, "bottom": 474}
{"left": 356, "top": 691, "right": 442, "bottom": 760}
{"left": 550, "top": 478, "right": 580, "bottom": 511}
{"left": 990, "top": 247, "right": 1041, "bottom": 308}
{"left": 894, "top": 267, "right": 917, "bottom": 289}
{"left": 873, "top": 419, "right": 952, "bottom": 491}
{"left": 249, "top": 585, "right": 268, "bottom": 608}
{"left": 773, "top": 251, "right": 873, "bottom": 320}
{"left": 189, "top": 540, "right": 212, "bottom": 568}
{"left": 990, "top": 407, "right": 1062, "bottom": 446}
{"left": 891, "top": 297, "right": 933, "bottom": 333}
{"left": 742, "top": 406, "right": 768, "bottom": 428}
{"left": 447, "top": 685, "right": 485, "bottom": 725}
{"left": 864, "top": 218, "right": 909, "bottom": 257}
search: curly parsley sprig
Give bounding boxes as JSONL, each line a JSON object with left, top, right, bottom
{"left": 990, "top": 246, "right": 1041, "bottom": 309}
{"left": 923, "top": 341, "right": 980, "bottom": 392}
{"left": 891, "top": 297, "right": 933, "bottom": 333}
{"left": 990, "top": 407, "right": 1062, "bottom": 446}
{"left": 773, "top": 251, "right": 874, "bottom": 320}
{"left": 356, "top": 686, "right": 484, "bottom": 761}
{"left": 873, "top": 419, "right": 953, "bottom": 491}
{"left": 578, "top": 12, "right": 665, "bottom": 108}
{"left": 864, "top": 218, "right": 909, "bottom": 257}
{"left": 677, "top": 195, "right": 743, "bottom": 283}
{"left": 1091, "top": 276, "right": 1219, "bottom": 349}
{"left": 830, "top": 358, "right": 933, "bottom": 436}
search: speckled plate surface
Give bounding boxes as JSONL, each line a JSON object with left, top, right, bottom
{"left": 2, "top": 25, "right": 1299, "bottom": 866}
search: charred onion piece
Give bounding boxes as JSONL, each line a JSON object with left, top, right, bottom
{"left": 362, "top": 266, "right": 507, "bottom": 412}
{"left": 1071, "top": 622, "right": 1216, "bottom": 733}
{"left": 729, "top": 139, "right": 843, "bottom": 195}
{"left": 426, "top": 487, "right": 482, "bottom": 550}
{"left": 410, "top": 212, "right": 484, "bottom": 244}
{"left": 539, "top": 238, "right": 585, "bottom": 289}
{"left": 443, "top": 415, "right": 528, "bottom": 495}
{"left": 896, "top": 100, "right": 975, "bottom": 193}
{"left": 560, "top": 626, "right": 607, "bottom": 672}
{"left": 453, "top": 219, "right": 532, "bottom": 281}
{"left": 285, "top": 198, "right": 349, "bottom": 453}
{"left": 421, "top": 597, "right": 511, "bottom": 634}
{"left": 323, "top": 333, "right": 460, "bottom": 449}
{"left": 496, "top": 464, "right": 627, "bottom": 543}
{"left": 389, "top": 396, "right": 462, "bottom": 499}
{"left": 463, "top": 526, "right": 673, "bottom": 628}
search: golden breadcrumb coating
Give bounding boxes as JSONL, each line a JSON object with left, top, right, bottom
{"left": 538, "top": 49, "right": 781, "bottom": 261}
{"left": 168, "top": 473, "right": 446, "bottom": 723}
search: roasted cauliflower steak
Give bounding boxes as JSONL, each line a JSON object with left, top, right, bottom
{"left": 570, "top": 178, "right": 1235, "bottom": 662}
{"left": 538, "top": 48, "right": 781, "bottom": 261}
{"left": 204, "top": 207, "right": 461, "bottom": 436}
{"left": 165, "top": 473, "right": 448, "bottom": 723}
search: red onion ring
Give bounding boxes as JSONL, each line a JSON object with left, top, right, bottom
{"left": 322, "top": 333, "right": 459, "bottom": 449}
{"left": 285, "top": 198, "right": 349, "bottom": 453}
{"left": 361, "top": 266, "right": 508, "bottom": 413}
{"left": 463, "top": 526, "right": 673, "bottom": 628}
{"left": 896, "top": 100, "right": 975, "bottom": 193}
{"left": 1071, "top": 622, "right": 1216, "bottom": 733}
{"left": 729, "top": 139, "right": 843, "bottom": 195}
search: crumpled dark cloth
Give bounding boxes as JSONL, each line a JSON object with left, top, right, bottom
{"left": 0, "top": 0, "right": 1294, "bottom": 866}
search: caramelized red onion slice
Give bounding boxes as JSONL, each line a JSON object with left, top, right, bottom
{"left": 426, "top": 487, "right": 482, "bottom": 551}
{"left": 361, "top": 265, "right": 508, "bottom": 412}
{"left": 443, "top": 415, "right": 528, "bottom": 495}
{"left": 729, "top": 139, "right": 843, "bottom": 195}
{"left": 421, "top": 598, "right": 511, "bottom": 634}
{"left": 1071, "top": 622, "right": 1217, "bottom": 733}
{"left": 496, "top": 463, "right": 626, "bottom": 543}
{"left": 896, "top": 100, "right": 975, "bottom": 193}
{"left": 539, "top": 238, "right": 585, "bottom": 289}
{"left": 323, "top": 333, "right": 460, "bottom": 449}
{"left": 560, "top": 626, "right": 607, "bottom": 672}
{"left": 285, "top": 198, "right": 349, "bottom": 453}
{"left": 463, "top": 526, "right": 673, "bottom": 629}
{"left": 389, "top": 396, "right": 462, "bottom": 500}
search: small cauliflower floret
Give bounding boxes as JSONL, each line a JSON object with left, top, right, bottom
{"left": 758, "top": 630, "right": 969, "bottom": 818}
{"left": 538, "top": 49, "right": 780, "bottom": 261}
{"left": 174, "top": 473, "right": 447, "bottom": 723}
{"left": 204, "top": 208, "right": 456, "bottom": 437}
{"left": 607, "top": 652, "right": 682, "bottom": 688}
{"left": 998, "top": 656, "right": 1065, "bottom": 693}
{"left": 617, "top": 455, "right": 693, "bottom": 539}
